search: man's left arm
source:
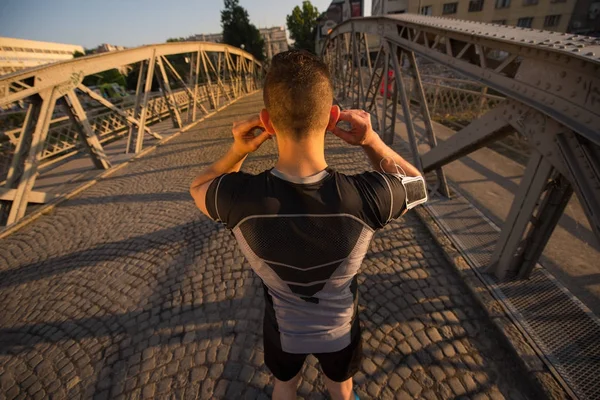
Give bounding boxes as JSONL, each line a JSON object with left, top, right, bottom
{"left": 189, "top": 115, "right": 272, "bottom": 218}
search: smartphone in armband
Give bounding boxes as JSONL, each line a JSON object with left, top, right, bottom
{"left": 400, "top": 175, "right": 428, "bottom": 210}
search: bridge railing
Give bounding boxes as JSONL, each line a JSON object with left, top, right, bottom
{"left": 322, "top": 14, "right": 599, "bottom": 281}
{"left": 323, "top": 16, "right": 600, "bottom": 398}
{"left": 406, "top": 74, "right": 506, "bottom": 126}
{"left": 0, "top": 42, "right": 263, "bottom": 226}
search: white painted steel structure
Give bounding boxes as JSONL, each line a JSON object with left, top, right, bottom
{"left": 0, "top": 42, "right": 263, "bottom": 226}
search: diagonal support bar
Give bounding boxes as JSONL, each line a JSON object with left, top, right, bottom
{"left": 135, "top": 50, "right": 157, "bottom": 153}
{"left": 515, "top": 172, "right": 574, "bottom": 278}
{"left": 488, "top": 152, "right": 554, "bottom": 279}
{"left": 421, "top": 104, "right": 511, "bottom": 172}
{"left": 161, "top": 55, "right": 209, "bottom": 118}
{"left": 556, "top": 131, "right": 600, "bottom": 242}
{"left": 405, "top": 51, "right": 449, "bottom": 197}
{"left": 77, "top": 84, "right": 161, "bottom": 140}
{"left": 62, "top": 90, "right": 111, "bottom": 170}
{"left": 155, "top": 57, "right": 183, "bottom": 129}
{"left": 6, "top": 88, "right": 59, "bottom": 225}
{"left": 126, "top": 60, "right": 147, "bottom": 153}
{"left": 390, "top": 44, "right": 421, "bottom": 170}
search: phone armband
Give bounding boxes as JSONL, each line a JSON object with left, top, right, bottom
{"left": 397, "top": 175, "right": 428, "bottom": 210}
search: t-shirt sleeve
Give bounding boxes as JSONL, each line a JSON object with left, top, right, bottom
{"left": 205, "top": 172, "right": 249, "bottom": 229}
{"left": 350, "top": 171, "right": 408, "bottom": 229}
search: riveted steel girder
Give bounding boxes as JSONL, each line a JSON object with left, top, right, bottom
{"left": 322, "top": 15, "right": 600, "bottom": 280}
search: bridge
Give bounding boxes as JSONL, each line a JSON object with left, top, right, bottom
{"left": 0, "top": 14, "right": 599, "bottom": 399}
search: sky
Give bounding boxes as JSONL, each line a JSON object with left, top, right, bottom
{"left": 0, "top": 0, "right": 372, "bottom": 49}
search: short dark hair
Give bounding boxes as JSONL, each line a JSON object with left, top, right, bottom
{"left": 263, "top": 50, "right": 333, "bottom": 140}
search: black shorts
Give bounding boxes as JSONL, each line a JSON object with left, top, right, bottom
{"left": 263, "top": 331, "right": 363, "bottom": 382}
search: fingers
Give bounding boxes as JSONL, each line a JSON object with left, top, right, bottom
{"left": 332, "top": 127, "right": 354, "bottom": 143}
{"left": 233, "top": 115, "right": 264, "bottom": 132}
{"left": 336, "top": 110, "right": 363, "bottom": 124}
{"left": 251, "top": 130, "right": 273, "bottom": 148}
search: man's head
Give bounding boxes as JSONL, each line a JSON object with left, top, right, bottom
{"left": 261, "top": 50, "right": 339, "bottom": 141}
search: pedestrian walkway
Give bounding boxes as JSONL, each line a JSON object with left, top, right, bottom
{"left": 0, "top": 92, "right": 538, "bottom": 399}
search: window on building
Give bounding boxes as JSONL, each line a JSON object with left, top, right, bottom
{"left": 495, "top": 0, "right": 511, "bottom": 8}
{"left": 523, "top": 0, "right": 538, "bottom": 5}
{"left": 492, "top": 19, "right": 507, "bottom": 25}
{"left": 544, "top": 14, "right": 561, "bottom": 27}
{"left": 420, "top": 5, "right": 433, "bottom": 15}
{"left": 468, "top": 0, "right": 484, "bottom": 12}
{"left": 443, "top": 2, "right": 458, "bottom": 14}
{"left": 517, "top": 17, "right": 534, "bottom": 27}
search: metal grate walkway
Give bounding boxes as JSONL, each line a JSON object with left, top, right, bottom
{"left": 425, "top": 188, "right": 600, "bottom": 400}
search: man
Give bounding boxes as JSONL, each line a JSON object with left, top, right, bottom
{"left": 190, "top": 50, "right": 426, "bottom": 400}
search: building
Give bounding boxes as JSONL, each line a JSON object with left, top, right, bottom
{"left": 372, "top": 0, "right": 408, "bottom": 15}
{"left": 0, "top": 37, "right": 84, "bottom": 76}
{"left": 371, "top": 0, "right": 582, "bottom": 33}
{"left": 94, "top": 43, "right": 125, "bottom": 53}
{"left": 187, "top": 33, "right": 224, "bottom": 43}
{"left": 188, "top": 27, "right": 289, "bottom": 59}
{"left": 315, "top": 0, "right": 365, "bottom": 54}
{"left": 568, "top": 0, "right": 600, "bottom": 35}
{"left": 259, "top": 27, "right": 289, "bottom": 59}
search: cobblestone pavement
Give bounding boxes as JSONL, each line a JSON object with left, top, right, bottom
{"left": 0, "top": 93, "right": 538, "bottom": 399}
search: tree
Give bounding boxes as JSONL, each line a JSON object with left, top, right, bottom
{"left": 287, "top": 1, "right": 320, "bottom": 53}
{"left": 221, "top": 0, "right": 265, "bottom": 61}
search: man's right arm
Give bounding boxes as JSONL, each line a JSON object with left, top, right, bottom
{"left": 333, "top": 109, "right": 426, "bottom": 221}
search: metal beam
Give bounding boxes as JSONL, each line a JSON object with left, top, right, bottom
{"left": 516, "top": 172, "right": 574, "bottom": 278}
{"left": 556, "top": 131, "right": 600, "bottom": 242}
{"left": 200, "top": 51, "right": 217, "bottom": 109}
{"left": 391, "top": 45, "right": 422, "bottom": 171}
{"left": 488, "top": 152, "right": 554, "bottom": 279}
{"left": 155, "top": 56, "right": 183, "bottom": 129}
{"left": 161, "top": 55, "right": 209, "bottom": 118}
{"left": 62, "top": 90, "right": 111, "bottom": 170}
{"left": 0, "top": 188, "right": 54, "bottom": 204}
{"left": 0, "top": 42, "right": 260, "bottom": 107}
{"left": 135, "top": 50, "right": 157, "bottom": 154}
{"left": 405, "top": 51, "right": 449, "bottom": 197}
{"left": 76, "top": 84, "right": 161, "bottom": 140}
{"left": 126, "top": 60, "right": 147, "bottom": 153}
{"left": 421, "top": 105, "right": 511, "bottom": 172}
{"left": 6, "top": 88, "right": 58, "bottom": 225}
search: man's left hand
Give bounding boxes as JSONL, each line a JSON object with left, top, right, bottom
{"left": 231, "top": 115, "right": 273, "bottom": 156}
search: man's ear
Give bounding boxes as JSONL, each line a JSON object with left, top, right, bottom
{"left": 260, "top": 108, "right": 276, "bottom": 134}
{"left": 327, "top": 105, "right": 341, "bottom": 131}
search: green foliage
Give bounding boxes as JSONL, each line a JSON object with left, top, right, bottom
{"left": 166, "top": 37, "right": 186, "bottom": 43}
{"left": 125, "top": 64, "right": 159, "bottom": 92}
{"left": 286, "top": 1, "right": 320, "bottom": 53}
{"left": 73, "top": 50, "right": 85, "bottom": 58}
{"left": 83, "top": 69, "right": 126, "bottom": 88}
{"left": 221, "top": 0, "right": 265, "bottom": 61}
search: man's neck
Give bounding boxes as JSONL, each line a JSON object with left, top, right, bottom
{"left": 274, "top": 135, "right": 327, "bottom": 178}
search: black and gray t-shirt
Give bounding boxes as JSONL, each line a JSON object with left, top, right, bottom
{"left": 205, "top": 167, "right": 408, "bottom": 354}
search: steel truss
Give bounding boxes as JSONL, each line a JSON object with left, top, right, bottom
{"left": 322, "top": 14, "right": 600, "bottom": 279}
{"left": 0, "top": 42, "right": 263, "bottom": 226}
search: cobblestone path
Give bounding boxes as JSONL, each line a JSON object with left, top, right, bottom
{"left": 0, "top": 93, "right": 537, "bottom": 399}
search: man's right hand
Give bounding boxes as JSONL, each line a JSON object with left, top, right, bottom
{"left": 332, "top": 109, "right": 378, "bottom": 147}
